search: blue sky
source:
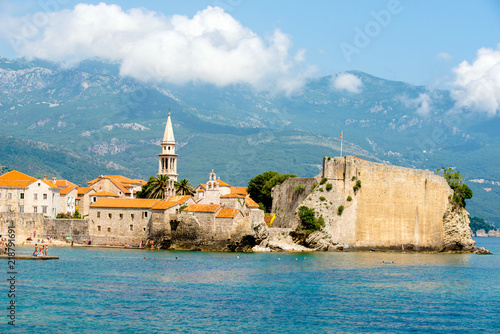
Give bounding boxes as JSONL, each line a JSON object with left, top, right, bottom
{"left": 0, "top": 0, "right": 499, "bottom": 89}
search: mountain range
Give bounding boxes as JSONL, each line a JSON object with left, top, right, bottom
{"left": 0, "top": 56, "right": 498, "bottom": 225}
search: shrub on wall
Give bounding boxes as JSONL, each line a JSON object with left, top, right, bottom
{"left": 320, "top": 177, "right": 327, "bottom": 185}
{"left": 353, "top": 180, "right": 362, "bottom": 193}
{"left": 298, "top": 206, "right": 325, "bottom": 233}
{"left": 337, "top": 205, "right": 345, "bottom": 216}
{"left": 347, "top": 196, "right": 352, "bottom": 202}
{"left": 326, "top": 183, "right": 332, "bottom": 191}
{"left": 319, "top": 196, "right": 326, "bottom": 201}
{"left": 294, "top": 184, "right": 305, "bottom": 193}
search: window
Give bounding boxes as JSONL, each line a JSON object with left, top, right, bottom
{"left": 108, "top": 213, "right": 112, "bottom": 219}
{"left": 129, "top": 225, "right": 133, "bottom": 231}
{"left": 19, "top": 206, "right": 24, "bottom": 213}
{"left": 97, "top": 212, "right": 100, "bottom": 218}
{"left": 131, "top": 214, "right": 135, "bottom": 219}
{"left": 38, "top": 183, "right": 41, "bottom": 187}
{"left": 143, "top": 227, "right": 146, "bottom": 232}
{"left": 33, "top": 206, "right": 38, "bottom": 213}
{"left": 119, "top": 214, "right": 123, "bottom": 219}
{"left": 7, "top": 193, "right": 12, "bottom": 199}
{"left": 142, "top": 212, "right": 148, "bottom": 218}
{"left": 34, "top": 193, "right": 38, "bottom": 200}
{"left": 42, "top": 206, "right": 47, "bottom": 214}
{"left": 43, "top": 194, "right": 47, "bottom": 200}
{"left": 20, "top": 193, "right": 24, "bottom": 199}
{"left": 92, "top": 196, "right": 97, "bottom": 203}
{"left": 97, "top": 226, "right": 101, "bottom": 232}
{"left": 107, "top": 227, "right": 111, "bottom": 232}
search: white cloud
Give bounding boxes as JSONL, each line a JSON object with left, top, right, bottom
{"left": 437, "top": 52, "right": 453, "bottom": 61}
{"left": 399, "top": 93, "right": 433, "bottom": 117}
{"left": 331, "top": 72, "right": 363, "bottom": 94}
{"left": 451, "top": 45, "right": 500, "bottom": 117}
{"left": 1, "top": 4, "right": 310, "bottom": 92}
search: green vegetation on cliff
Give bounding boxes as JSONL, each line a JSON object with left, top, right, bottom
{"left": 470, "top": 216, "right": 496, "bottom": 233}
{"left": 297, "top": 205, "right": 325, "bottom": 234}
{"left": 247, "top": 171, "right": 296, "bottom": 212}
{"left": 435, "top": 167, "right": 473, "bottom": 209}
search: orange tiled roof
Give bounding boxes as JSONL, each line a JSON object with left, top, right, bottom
{"left": 185, "top": 204, "right": 221, "bottom": 213}
{"left": 0, "top": 180, "right": 31, "bottom": 188}
{"left": 150, "top": 195, "right": 192, "bottom": 210}
{"left": 93, "top": 191, "right": 120, "bottom": 197}
{"left": 245, "top": 197, "right": 260, "bottom": 208}
{"left": 221, "top": 193, "right": 246, "bottom": 199}
{"left": 60, "top": 186, "right": 77, "bottom": 195}
{"left": 196, "top": 183, "right": 206, "bottom": 190}
{"left": 197, "top": 189, "right": 205, "bottom": 192}
{"left": 77, "top": 187, "right": 94, "bottom": 195}
{"left": 90, "top": 198, "right": 161, "bottom": 208}
{"left": 41, "top": 180, "right": 60, "bottom": 189}
{"left": 217, "top": 180, "right": 231, "bottom": 187}
{"left": 54, "top": 179, "right": 77, "bottom": 189}
{"left": 0, "top": 170, "right": 37, "bottom": 181}
{"left": 230, "top": 186, "right": 247, "bottom": 195}
{"left": 216, "top": 208, "right": 240, "bottom": 219}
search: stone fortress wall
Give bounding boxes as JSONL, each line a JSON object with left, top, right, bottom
{"left": 272, "top": 156, "right": 474, "bottom": 251}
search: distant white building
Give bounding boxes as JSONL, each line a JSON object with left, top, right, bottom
{"left": 0, "top": 170, "right": 60, "bottom": 218}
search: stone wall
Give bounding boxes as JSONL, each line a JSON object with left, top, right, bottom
{"left": 0, "top": 212, "right": 89, "bottom": 243}
{"left": 272, "top": 156, "right": 475, "bottom": 251}
{"left": 271, "top": 177, "right": 319, "bottom": 228}
{"left": 88, "top": 207, "right": 151, "bottom": 246}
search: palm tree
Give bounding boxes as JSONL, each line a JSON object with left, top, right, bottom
{"left": 139, "top": 175, "right": 170, "bottom": 199}
{"left": 175, "top": 179, "right": 195, "bottom": 196}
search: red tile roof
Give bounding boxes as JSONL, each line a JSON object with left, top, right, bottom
{"left": 77, "top": 187, "right": 95, "bottom": 195}
{"left": 93, "top": 191, "right": 120, "bottom": 197}
{"left": 90, "top": 198, "right": 161, "bottom": 208}
{"left": 221, "top": 193, "right": 246, "bottom": 199}
{"left": 60, "top": 186, "right": 77, "bottom": 195}
{"left": 0, "top": 170, "right": 37, "bottom": 181}
{"left": 216, "top": 208, "right": 241, "bottom": 219}
{"left": 245, "top": 197, "right": 260, "bottom": 208}
{"left": 230, "top": 186, "right": 247, "bottom": 195}
{"left": 0, "top": 180, "right": 31, "bottom": 188}
{"left": 184, "top": 204, "right": 221, "bottom": 213}
{"left": 150, "top": 195, "right": 192, "bottom": 210}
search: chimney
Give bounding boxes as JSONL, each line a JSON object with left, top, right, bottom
{"left": 43, "top": 175, "right": 47, "bottom": 180}
{"left": 52, "top": 177, "right": 57, "bottom": 184}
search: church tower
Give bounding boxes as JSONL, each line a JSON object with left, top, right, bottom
{"left": 158, "top": 112, "right": 178, "bottom": 198}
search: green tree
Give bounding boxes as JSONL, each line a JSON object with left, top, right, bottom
{"left": 297, "top": 206, "right": 325, "bottom": 234}
{"left": 435, "top": 167, "right": 473, "bottom": 209}
{"left": 175, "top": 179, "right": 195, "bottom": 196}
{"left": 247, "top": 171, "right": 296, "bottom": 212}
{"left": 137, "top": 174, "right": 170, "bottom": 199}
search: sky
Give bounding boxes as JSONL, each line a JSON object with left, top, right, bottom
{"left": 0, "top": 0, "right": 499, "bottom": 115}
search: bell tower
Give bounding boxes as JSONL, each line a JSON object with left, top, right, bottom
{"left": 158, "top": 112, "right": 178, "bottom": 198}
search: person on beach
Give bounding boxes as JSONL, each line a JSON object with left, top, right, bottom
{"left": 139, "top": 240, "right": 143, "bottom": 248}
{"left": 44, "top": 245, "right": 48, "bottom": 256}
{"left": 150, "top": 240, "right": 154, "bottom": 249}
{"left": 71, "top": 240, "right": 74, "bottom": 247}
{"left": 33, "top": 244, "right": 38, "bottom": 257}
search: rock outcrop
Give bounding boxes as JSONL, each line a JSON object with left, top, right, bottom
{"left": 442, "top": 205, "right": 476, "bottom": 252}
{"left": 270, "top": 156, "right": 487, "bottom": 253}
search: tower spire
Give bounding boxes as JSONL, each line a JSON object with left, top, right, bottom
{"left": 158, "top": 110, "right": 178, "bottom": 199}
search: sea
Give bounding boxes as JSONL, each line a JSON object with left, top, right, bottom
{"left": 2, "top": 238, "right": 499, "bottom": 333}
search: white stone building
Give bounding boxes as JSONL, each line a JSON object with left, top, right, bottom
{"left": 0, "top": 170, "right": 60, "bottom": 218}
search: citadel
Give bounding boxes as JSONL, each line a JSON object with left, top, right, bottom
{"left": 0, "top": 113, "right": 480, "bottom": 252}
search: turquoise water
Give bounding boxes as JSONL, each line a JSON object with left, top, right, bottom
{"left": 2, "top": 238, "right": 499, "bottom": 333}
